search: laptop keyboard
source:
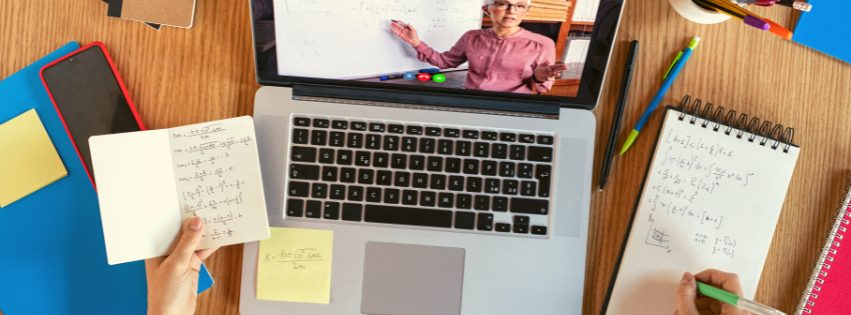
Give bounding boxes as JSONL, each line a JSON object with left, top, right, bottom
{"left": 285, "top": 115, "right": 555, "bottom": 237}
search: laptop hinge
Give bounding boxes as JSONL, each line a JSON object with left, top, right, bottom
{"left": 292, "top": 84, "right": 560, "bottom": 119}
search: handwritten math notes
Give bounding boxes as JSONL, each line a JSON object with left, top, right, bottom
{"left": 89, "top": 116, "right": 269, "bottom": 265}
{"left": 257, "top": 227, "right": 334, "bottom": 304}
{"left": 604, "top": 108, "right": 799, "bottom": 314}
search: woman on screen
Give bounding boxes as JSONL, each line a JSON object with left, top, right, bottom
{"left": 391, "top": 0, "right": 567, "bottom": 95}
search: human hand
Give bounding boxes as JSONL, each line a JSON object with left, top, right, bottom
{"left": 146, "top": 217, "right": 219, "bottom": 315}
{"left": 676, "top": 269, "right": 751, "bottom": 315}
{"left": 390, "top": 20, "right": 421, "bottom": 47}
{"left": 534, "top": 62, "right": 568, "bottom": 82}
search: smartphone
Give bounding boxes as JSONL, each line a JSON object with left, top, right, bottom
{"left": 41, "top": 42, "right": 145, "bottom": 183}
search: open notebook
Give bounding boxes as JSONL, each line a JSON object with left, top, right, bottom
{"left": 603, "top": 96, "right": 800, "bottom": 314}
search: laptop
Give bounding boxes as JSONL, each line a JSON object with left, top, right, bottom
{"left": 241, "top": 0, "right": 625, "bottom": 314}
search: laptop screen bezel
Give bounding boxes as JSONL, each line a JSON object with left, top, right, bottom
{"left": 250, "top": 0, "right": 625, "bottom": 111}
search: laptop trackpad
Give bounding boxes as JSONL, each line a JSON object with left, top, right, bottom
{"left": 361, "top": 242, "right": 465, "bottom": 315}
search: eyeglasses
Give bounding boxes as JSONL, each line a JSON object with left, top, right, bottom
{"left": 489, "top": 1, "right": 531, "bottom": 13}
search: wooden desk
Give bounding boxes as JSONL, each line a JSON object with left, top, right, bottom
{"left": 2, "top": 0, "right": 848, "bottom": 314}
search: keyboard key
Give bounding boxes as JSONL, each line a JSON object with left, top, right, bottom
{"left": 305, "top": 200, "right": 322, "bottom": 218}
{"left": 437, "top": 140, "right": 454, "bottom": 155}
{"left": 332, "top": 120, "right": 348, "bottom": 129}
{"left": 291, "top": 146, "right": 316, "bottom": 162}
{"left": 513, "top": 224, "right": 529, "bottom": 234}
{"left": 455, "top": 212, "right": 475, "bottom": 229}
{"left": 510, "top": 145, "right": 525, "bottom": 160}
{"left": 409, "top": 155, "right": 425, "bottom": 170}
{"left": 342, "top": 203, "right": 363, "bottom": 221}
{"left": 394, "top": 172, "right": 410, "bottom": 187}
{"left": 463, "top": 159, "right": 479, "bottom": 175}
{"left": 388, "top": 124, "right": 404, "bottom": 134}
{"left": 419, "top": 138, "right": 435, "bottom": 153}
{"left": 373, "top": 152, "right": 389, "bottom": 167}
{"left": 531, "top": 225, "right": 547, "bottom": 235}
{"left": 369, "top": 123, "right": 385, "bottom": 132}
{"left": 366, "top": 187, "right": 382, "bottom": 202}
{"left": 340, "top": 167, "right": 356, "bottom": 183}
{"left": 438, "top": 193, "right": 454, "bottom": 208}
{"left": 364, "top": 204, "right": 452, "bottom": 228}
{"left": 519, "top": 134, "right": 536, "bottom": 143}
{"left": 289, "top": 182, "right": 310, "bottom": 197}
{"left": 528, "top": 146, "right": 553, "bottom": 162}
{"left": 402, "top": 190, "right": 418, "bottom": 205}
{"left": 448, "top": 176, "right": 464, "bottom": 191}
{"left": 358, "top": 169, "right": 374, "bottom": 184}
{"left": 445, "top": 158, "right": 461, "bottom": 173}
{"left": 384, "top": 188, "right": 400, "bottom": 204}
{"left": 420, "top": 191, "right": 436, "bottom": 207}
{"left": 492, "top": 143, "right": 507, "bottom": 159}
{"left": 406, "top": 125, "right": 423, "bottom": 135}
{"left": 412, "top": 173, "right": 428, "bottom": 188}
{"left": 427, "top": 156, "right": 443, "bottom": 172}
{"left": 456, "top": 194, "right": 472, "bottom": 209}
{"left": 537, "top": 135, "right": 554, "bottom": 145}
{"left": 503, "top": 180, "right": 518, "bottom": 195}
{"left": 347, "top": 186, "right": 364, "bottom": 201}
{"left": 485, "top": 178, "right": 501, "bottom": 194}
{"left": 311, "top": 130, "right": 327, "bottom": 145}
{"left": 456, "top": 141, "right": 471, "bottom": 156}
{"left": 517, "top": 163, "right": 533, "bottom": 178}
{"left": 311, "top": 183, "right": 327, "bottom": 198}
{"left": 499, "top": 162, "right": 516, "bottom": 177}
{"left": 500, "top": 133, "right": 516, "bottom": 142}
{"left": 482, "top": 131, "right": 498, "bottom": 140}
{"left": 329, "top": 131, "right": 345, "bottom": 147}
{"left": 474, "top": 195, "right": 490, "bottom": 210}
{"left": 521, "top": 181, "right": 537, "bottom": 196}
{"left": 444, "top": 128, "right": 460, "bottom": 137}
{"left": 351, "top": 121, "right": 367, "bottom": 131}
{"left": 402, "top": 137, "right": 417, "bottom": 152}
{"left": 513, "top": 215, "right": 530, "bottom": 225}
{"left": 330, "top": 185, "right": 346, "bottom": 200}
{"left": 466, "top": 177, "right": 482, "bottom": 193}
{"left": 287, "top": 198, "right": 304, "bottom": 217}
{"left": 473, "top": 142, "right": 489, "bottom": 157}
{"left": 383, "top": 135, "right": 399, "bottom": 151}
{"left": 492, "top": 196, "right": 508, "bottom": 211}
{"left": 322, "top": 166, "right": 338, "bottom": 181}
{"left": 463, "top": 130, "right": 479, "bottom": 139}
{"left": 495, "top": 223, "right": 511, "bottom": 232}
{"left": 292, "top": 128, "right": 309, "bottom": 144}
{"left": 319, "top": 149, "right": 334, "bottom": 164}
{"left": 510, "top": 198, "right": 549, "bottom": 215}
{"left": 482, "top": 160, "right": 498, "bottom": 176}
{"left": 376, "top": 170, "right": 393, "bottom": 186}
{"left": 477, "top": 213, "right": 494, "bottom": 231}
{"left": 535, "top": 165, "right": 552, "bottom": 197}
{"left": 365, "top": 134, "right": 382, "bottom": 149}
{"left": 293, "top": 117, "right": 310, "bottom": 127}
{"left": 426, "top": 127, "right": 441, "bottom": 136}
{"left": 337, "top": 150, "right": 353, "bottom": 165}
{"left": 313, "top": 119, "right": 330, "bottom": 128}
{"left": 355, "top": 151, "right": 371, "bottom": 167}
{"left": 347, "top": 133, "right": 363, "bottom": 148}
{"left": 323, "top": 202, "right": 340, "bottom": 219}
{"left": 391, "top": 154, "right": 407, "bottom": 169}
{"left": 290, "top": 164, "right": 319, "bottom": 180}
{"left": 430, "top": 174, "right": 446, "bottom": 190}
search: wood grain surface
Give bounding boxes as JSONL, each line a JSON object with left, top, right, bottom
{"left": 2, "top": 0, "right": 849, "bottom": 314}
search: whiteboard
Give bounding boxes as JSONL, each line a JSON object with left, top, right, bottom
{"left": 273, "top": 0, "right": 484, "bottom": 79}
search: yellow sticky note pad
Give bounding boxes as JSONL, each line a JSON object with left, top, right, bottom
{"left": 0, "top": 109, "right": 67, "bottom": 207}
{"left": 257, "top": 227, "right": 333, "bottom": 304}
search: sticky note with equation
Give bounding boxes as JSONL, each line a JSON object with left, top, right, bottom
{"left": 89, "top": 116, "right": 270, "bottom": 265}
{"left": 257, "top": 227, "right": 334, "bottom": 304}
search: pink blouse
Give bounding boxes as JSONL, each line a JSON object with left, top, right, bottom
{"left": 415, "top": 28, "right": 557, "bottom": 94}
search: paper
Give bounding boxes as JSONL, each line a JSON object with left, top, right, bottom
{"left": 605, "top": 108, "right": 800, "bottom": 314}
{"left": 793, "top": 0, "right": 851, "bottom": 64}
{"left": 257, "top": 227, "right": 334, "bottom": 304}
{"left": 89, "top": 116, "right": 269, "bottom": 265}
{"left": 0, "top": 109, "right": 67, "bottom": 207}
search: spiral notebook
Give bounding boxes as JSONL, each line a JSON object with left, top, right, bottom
{"left": 602, "top": 96, "right": 800, "bottom": 314}
{"left": 796, "top": 183, "right": 851, "bottom": 315}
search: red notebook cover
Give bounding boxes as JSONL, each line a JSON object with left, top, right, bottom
{"left": 798, "top": 184, "right": 851, "bottom": 314}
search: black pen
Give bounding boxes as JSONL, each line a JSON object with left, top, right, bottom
{"left": 598, "top": 40, "right": 639, "bottom": 191}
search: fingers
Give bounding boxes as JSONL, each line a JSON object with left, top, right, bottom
{"left": 676, "top": 272, "right": 700, "bottom": 315}
{"left": 694, "top": 269, "right": 744, "bottom": 296}
{"left": 166, "top": 216, "right": 205, "bottom": 268}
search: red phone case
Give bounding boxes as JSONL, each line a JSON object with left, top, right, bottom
{"left": 40, "top": 42, "right": 146, "bottom": 187}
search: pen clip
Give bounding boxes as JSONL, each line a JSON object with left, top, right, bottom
{"left": 664, "top": 51, "right": 684, "bottom": 80}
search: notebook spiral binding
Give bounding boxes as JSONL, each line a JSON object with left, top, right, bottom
{"left": 676, "top": 95, "right": 795, "bottom": 153}
{"left": 796, "top": 183, "right": 851, "bottom": 314}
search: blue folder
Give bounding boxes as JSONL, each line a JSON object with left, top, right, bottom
{"left": 0, "top": 42, "right": 213, "bottom": 315}
{"left": 793, "top": 0, "right": 851, "bottom": 64}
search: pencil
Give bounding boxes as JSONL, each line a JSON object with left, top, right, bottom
{"left": 700, "top": 0, "right": 793, "bottom": 39}
{"left": 777, "top": 0, "right": 812, "bottom": 12}
{"left": 694, "top": 0, "right": 770, "bottom": 30}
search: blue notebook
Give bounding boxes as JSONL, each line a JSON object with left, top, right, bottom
{"left": 0, "top": 42, "right": 213, "bottom": 315}
{"left": 793, "top": 0, "right": 851, "bottom": 63}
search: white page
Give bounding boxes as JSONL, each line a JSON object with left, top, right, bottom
{"left": 605, "top": 108, "right": 799, "bottom": 314}
{"left": 91, "top": 116, "right": 270, "bottom": 265}
{"left": 90, "top": 130, "right": 181, "bottom": 265}
{"left": 572, "top": 0, "right": 600, "bottom": 22}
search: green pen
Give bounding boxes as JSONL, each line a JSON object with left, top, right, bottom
{"left": 696, "top": 282, "right": 786, "bottom": 315}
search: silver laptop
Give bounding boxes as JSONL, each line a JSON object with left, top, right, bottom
{"left": 241, "top": 0, "right": 625, "bottom": 314}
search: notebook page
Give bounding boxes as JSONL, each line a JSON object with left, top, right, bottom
{"left": 169, "top": 116, "right": 270, "bottom": 249}
{"left": 605, "top": 108, "right": 799, "bottom": 314}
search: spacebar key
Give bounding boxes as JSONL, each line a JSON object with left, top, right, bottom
{"left": 364, "top": 204, "right": 453, "bottom": 228}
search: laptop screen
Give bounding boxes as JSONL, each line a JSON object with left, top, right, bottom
{"left": 252, "top": 0, "right": 624, "bottom": 108}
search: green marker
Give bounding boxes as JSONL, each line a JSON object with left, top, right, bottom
{"left": 696, "top": 282, "right": 786, "bottom": 315}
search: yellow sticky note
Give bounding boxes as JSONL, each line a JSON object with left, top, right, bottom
{"left": 0, "top": 109, "right": 67, "bottom": 207}
{"left": 257, "top": 227, "right": 333, "bottom": 304}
